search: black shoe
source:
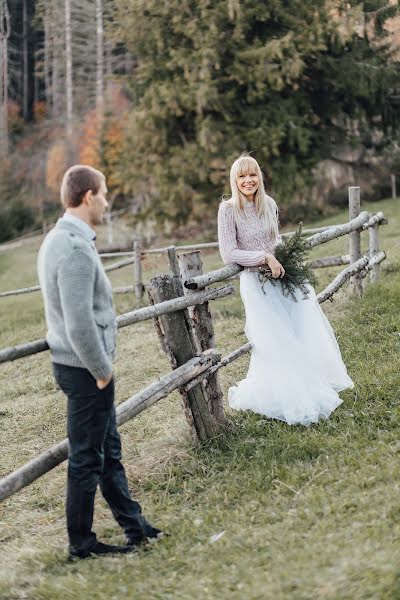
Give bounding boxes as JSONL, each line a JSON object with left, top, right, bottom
{"left": 145, "top": 525, "right": 164, "bottom": 540}
{"left": 69, "top": 541, "right": 138, "bottom": 560}
{"left": 126, "top": 526, "right": 165, "bottom": 547}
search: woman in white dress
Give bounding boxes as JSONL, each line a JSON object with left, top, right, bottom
{"left": 217, "top": 155, "right": 354, "bottom": 426}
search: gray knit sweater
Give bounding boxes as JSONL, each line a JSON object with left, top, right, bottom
{"left": 218, "top": 198, "right": 281, "bottom": 267}
{"left": 37, "top": 216, "right": 116, "bottom": 380}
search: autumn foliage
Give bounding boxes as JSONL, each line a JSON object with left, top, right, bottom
{"left": 46, "top": 139, "right": 68, "bottom": 195}
{"left": 77, "top": 90, "right": 129, "bottom": 200}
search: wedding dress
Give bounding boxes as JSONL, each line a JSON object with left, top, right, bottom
{"left": 228, "top": 272, "right": 354, "bottom": 425}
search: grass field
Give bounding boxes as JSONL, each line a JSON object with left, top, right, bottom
{"left": 0, "top": 198, "right": 399, "bottom": 600}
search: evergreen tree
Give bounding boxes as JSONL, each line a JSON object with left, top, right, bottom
{"left": 113, "top": 0, "right": 399, "bottom": 222}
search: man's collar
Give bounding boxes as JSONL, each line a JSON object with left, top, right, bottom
{"left": 59, "top": 213, "right": 97, "bottom": 242}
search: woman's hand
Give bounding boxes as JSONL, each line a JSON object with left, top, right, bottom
{"left": 264, "top": 253, "right": 285, "bottom": 279}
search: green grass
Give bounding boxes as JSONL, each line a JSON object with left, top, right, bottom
{"left": 0, "top": 198, "right": 399, "bottom": 599}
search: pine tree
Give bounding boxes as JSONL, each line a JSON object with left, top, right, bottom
{"left": 112, "top": 0, "right": 399, "bottom": 223}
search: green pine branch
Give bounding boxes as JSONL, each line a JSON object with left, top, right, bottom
{"left": 257, "top": 223, "right": 317, "bottom": 301}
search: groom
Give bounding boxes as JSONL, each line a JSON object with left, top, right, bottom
{"left": 38, "top": 165, "right": 162, "bottom": 559}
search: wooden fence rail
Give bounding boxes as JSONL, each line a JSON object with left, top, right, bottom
{"left": 0, "top": 206, "right": 387, "bottom": 364}
{"left": 308, "top": 255, "right": 350, "bottom": 269}
{"left": 0, "top": 349, "right": 222, "bottom": 502}
{"left": 0, "top": 211, "right": 386, "bottom": 301}
{"left": 182, "top": 211, "right": 386, "bottom": 292}
{"left": 0, "top": 256, "right": 136, "bottom": 298}
{"left": 0, "top": 343, "right": 254, "bottom": 503}
{"left": 0, "top": 284, "right": 234, "bottom": 364}
{"left": 316, "top": 251, "right": 386, "bottom": 303}
{"left": 97, "top": 224, "right": 339, "bottom": 257}
{"left": 0, "top": 284, "right": 41, "bottom": 298}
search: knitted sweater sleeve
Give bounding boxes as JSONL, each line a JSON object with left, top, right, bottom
{"left": 217, "top": 202, "right": 266, "bottom": 267}
{"left": 57, "top": 249, "right": 113, "bottom": 380}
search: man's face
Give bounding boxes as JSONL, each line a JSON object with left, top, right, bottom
{"left": 88, "top": 180, "right": 108, "bottom": 226}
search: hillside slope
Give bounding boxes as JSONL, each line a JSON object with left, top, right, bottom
{"left": 0, "top": 198, "right": 399, "bottom": 600}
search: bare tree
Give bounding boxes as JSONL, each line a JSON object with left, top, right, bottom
{"left": 35, "top": 0, "right": 118, "bottom": 120}
{"left": 43, "top": 4, "right": 51, "bottom": 109}
{"left": 22, "top": 0, "right": 28, "bottom": 120}
{"left": 35, "top": 1, "right": 65, "bottom": 118}
{"left": 0, "top": 0, "right": 10, "bottom": 155}
{"left": 96, "top": 0, "right": 104, "bottom": 118}
{"left": 65, "top": 0, "right": 73, "bottom": 145}
{"left": 106, "top": 40, "right": 113, "bottom": 97}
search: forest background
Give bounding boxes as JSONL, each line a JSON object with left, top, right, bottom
{"left": 0, "top": 0, "right": 399, "bottom": 244}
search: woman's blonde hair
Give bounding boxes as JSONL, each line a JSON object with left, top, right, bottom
{"left": 229, "top": 154, "right": 279, "bottom": 241}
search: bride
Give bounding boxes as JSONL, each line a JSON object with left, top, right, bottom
{"left": 217, "top": 154, "right": 354, "bottom": 425}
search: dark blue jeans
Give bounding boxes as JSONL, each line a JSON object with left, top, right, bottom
{"left": 53, "top": 363, "right": 149, "bottom": 554}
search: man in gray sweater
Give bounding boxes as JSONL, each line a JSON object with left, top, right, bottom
{"left": 38, "top": 165, "right": 162, "bottom": 559}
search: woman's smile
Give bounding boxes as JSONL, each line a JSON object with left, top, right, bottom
{"left": 237, "top": 171, "right": 259, "bottom": 200}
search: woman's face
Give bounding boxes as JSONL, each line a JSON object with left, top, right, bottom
{"left": 237, "top": 169, "right": 259, "bottom": 201}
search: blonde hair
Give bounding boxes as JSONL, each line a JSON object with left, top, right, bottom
{"left": 229, "top": 154, "right": 279, "bottom": 241}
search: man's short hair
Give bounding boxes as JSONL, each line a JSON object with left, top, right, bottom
{"left": 60, "top": 165, "right": 105, "bottom": 208}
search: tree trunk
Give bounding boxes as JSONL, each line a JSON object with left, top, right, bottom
{"left": 0, "top": 0, "right": 10, "bottom": 155}
{"left": 96, "top": 0, "right": 104, "bottom": 118}
{"left": 0, "top": 39, "right": 3, "bottom": 153}
{"left": 52, "top": 35, "right": 59, "bottom": 117}
{"left": 44, "top": 5, "right": 51, "bottom": 110}
{"left": 22, "top": 0, "right": 28, "bottom": 120}
{"left": 106, "top": 40, "right": 112, "bottom": 97}
{"left": 3, "top": 36, "right": 7, "bottom": 151}
{"left": 65, "top": 0, "right": 73, "bottom": 152}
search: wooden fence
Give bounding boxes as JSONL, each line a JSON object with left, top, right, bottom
{"left": 0, "top": 214, "right": 386, "bottom": 302}
{"left": 0, "top": 186, "right": 388, "bottom": 503}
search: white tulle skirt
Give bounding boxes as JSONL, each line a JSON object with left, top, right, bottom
{"left": 228, "top": 271, "right": 354, "bottom": 426}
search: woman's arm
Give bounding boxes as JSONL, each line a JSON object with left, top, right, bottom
{"left": 217, "top": 202, "right": 266, "bottom": 267}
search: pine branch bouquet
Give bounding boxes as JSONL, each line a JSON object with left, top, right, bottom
{"left": 257, "top": 223, "right": 317, "bottom": 301}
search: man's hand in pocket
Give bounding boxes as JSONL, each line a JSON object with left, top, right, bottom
{"left": 96, "top": 373, "right": 113, "bottom": 390}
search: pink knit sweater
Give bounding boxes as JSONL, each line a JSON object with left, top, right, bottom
{"left": 217, "top": 198, "right": 281, "bottom": 267}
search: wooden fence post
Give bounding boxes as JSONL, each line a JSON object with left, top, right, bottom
{"left": 166, "top": 246, "right": 185, "bottom": 295}
{"left": 149, "top": 274, "right": 217, "bottom": 442}
{"left": 179, "top": 251, "right": 226, "bottom": 424}
{"left": 369, "top": 223, "right": 380, "bottom": 283}
{"left": 166, "top": 245, "right": 198, "bottom": 343}
{"left": 166, "top": 246, "right": 180, "bottom": 279}
{"left": 134, "top": 239, "right": 143, "bottom": 307}
{"left": 348, "top": 186, "right": 363, "bottom": 296}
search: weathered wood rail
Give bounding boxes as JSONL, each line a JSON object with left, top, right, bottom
{"left": 0, "top": 349, "right": 220, "bottom": 502}
{"left": 1, "top": 211, "right": 385, "bottom": 302}
{"left": 0, "top": 284, "right": 234, "bottom": 364}
{"left": 316, "top": 251, "right": 386, "bottom": 304}
{"left": 0, "top": 186, "right": 388, "bottom": 504}
{"left": 0, "top": 255, "right": 136, "bottom": 298}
